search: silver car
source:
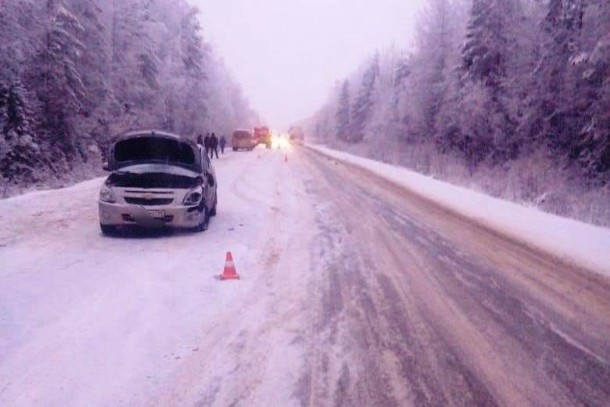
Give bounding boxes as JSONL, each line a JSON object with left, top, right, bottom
{"left": 99, "top": 130, "right": 217, "bottom": 234}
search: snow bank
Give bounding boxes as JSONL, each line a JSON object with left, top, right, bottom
{"left": 310, "top": 145, "right": 610, "bottom": 278}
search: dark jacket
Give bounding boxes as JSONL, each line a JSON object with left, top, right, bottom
{"left": 210, "top": 134, "right": 218, "bottom": 148}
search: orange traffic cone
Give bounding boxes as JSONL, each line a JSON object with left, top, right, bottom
{"left": 220, "top": 251, "right": 240, "bottom": 280}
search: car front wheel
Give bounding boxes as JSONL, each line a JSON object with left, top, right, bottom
{"left": 194, "top": 208, "right": 209, "bottom": 232}
{"left": 100, "top": 224, "right": 117, "bottom": 236}
{"left": 209, "top": 194, "right": 217, "bottom": 217}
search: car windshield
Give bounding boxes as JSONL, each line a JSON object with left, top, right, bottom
{"left": 233, "top": 131, "right": 251, "bottom": 139}
{"left": 114, "top": 136, "right": 195, "bottom": 167}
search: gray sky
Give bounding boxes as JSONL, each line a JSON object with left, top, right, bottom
{"left": 188, "top": 0, "right": 426, "bottom": 129}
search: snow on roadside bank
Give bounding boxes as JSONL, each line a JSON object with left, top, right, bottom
{"left": 310, "top": 145, "right": 610, "bottom": 278}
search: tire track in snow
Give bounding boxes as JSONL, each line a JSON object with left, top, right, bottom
{"left": 152, "top": 148, "right": 315, "bottom": 407}
{"left": 299, "top": 154, "right": 495, "bottom": 406}
{"left": 297, "top": 149, "right": 610, "bottom": 406}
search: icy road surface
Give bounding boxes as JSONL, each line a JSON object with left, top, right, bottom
{"left": 1, "top": 147, "right": 610, "bottom": 406}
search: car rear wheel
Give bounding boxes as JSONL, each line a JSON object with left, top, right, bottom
{"left": 100, "top": 224, "right": 117, "bottom": 236}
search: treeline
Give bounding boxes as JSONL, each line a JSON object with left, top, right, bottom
{"left": 306, "top": 0, "right": 610, "bottom": 225}
{"left": 0, "top": 0, "right": 255, "bottom": 192}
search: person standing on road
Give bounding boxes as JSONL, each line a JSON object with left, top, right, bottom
{"left": 196, "top": 134, "right": 203, "bottom": 147}
{"left": 210, "top": 133, "right": 219, "bottom": 159}
{"left": 204, "top": 133, "right": 211, "bottom": 156}
{"left": 219, "top": 135, "right": 226, "bottom": 154}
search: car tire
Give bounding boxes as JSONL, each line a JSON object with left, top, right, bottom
{"left": 194, "top": 207, "right": 209, "bottom": 232}
{"left": 100, "top": 224, "right": 117, "bottom": 236}
{"left": 209, "top": 194, "right": 217, "bottom": 217}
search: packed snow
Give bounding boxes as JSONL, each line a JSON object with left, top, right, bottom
{"left": 2, "top": 144, "right": 609, "bottom": 406}
{"left": 311, "top": 145, "right": 610, "bottom": 277}
{"left": 0, "top": 147, "right": 315, "bottom": 406}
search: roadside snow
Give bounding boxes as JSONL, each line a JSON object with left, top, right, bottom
{"left": 0, "top": 147, "right": 314, "bottom": 406}
{"left": 310, "top": 145, "right": 610, "bottom": 278}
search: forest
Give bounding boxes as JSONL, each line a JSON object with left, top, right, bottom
{"left": 304, "top": 0, "right": 610, "bottom": 226}
{"left": 0, "top": 0, "right": 256, "bottom": 195}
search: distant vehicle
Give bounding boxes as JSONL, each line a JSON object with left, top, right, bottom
{"left": 99, "top": 130, "right": 217, "bottom": 234}
{"left": 271, "top": 133, "right": 290, "bottom": 149}
{"left": 254, "top": 126, "right": 272, "bottom": 148}
{"left": 288, "top": 126, "right": 304, "bottom": 145}
{"left": 231, "top": 129, "right": 256, "bottom": 151}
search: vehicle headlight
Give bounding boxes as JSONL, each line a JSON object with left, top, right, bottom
{"left": 99, "top": 185, "right": 116, "bottom": 203}
{"left": 183, "top": 188, "right": 203, "bottom": 206}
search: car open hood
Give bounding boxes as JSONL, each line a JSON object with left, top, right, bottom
{"left": 107, "top": 131, "right": 202, "bottom": 173}
{"left": 106, "top": 165, "right": 201, "bottom": 189}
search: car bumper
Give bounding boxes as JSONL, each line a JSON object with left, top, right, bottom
{"left": 99, "top": 202, "right": 204, "bottom": 229}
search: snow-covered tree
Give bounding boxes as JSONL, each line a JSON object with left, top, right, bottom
{"left": 455, "top": 0, "right": 525, "bottom": 165}
{"left": 302, "top": 0, "right": 610, "bottom": 224}
{"left": 0, "top": 0, "right": 256, "bottom": 191}
{"left": 35, "top": 0, "right": 87, "bottom": 160}
{"left": 530, "top": 0, "right": 610, "bottom": 181}
{"left": 350, "top": 54, "right": 379, "bottom": 143}
{"left": 163, "top": 5, "right": 211, "bottom": 135}
{"left": 68, "top": 0, "right": 113, "bottom": 158}
{"left": 0, "top": 82, "right": 41, "bottom": 186}
{"left": 411, "top": 0, "right": 455, "bottom": 137}
{"left": 108, "top": 0, "right": 163, "bottom": 131}
{"left": 336, "top": 80, "right": 351, "bottom": 141}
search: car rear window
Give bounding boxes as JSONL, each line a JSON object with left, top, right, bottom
{"left": 114, "top": 137, "right": 195, "bottom": 166}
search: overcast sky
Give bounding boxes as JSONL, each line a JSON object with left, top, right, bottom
{"left": 188, "top": 0, "right": 426, "bottom": 129}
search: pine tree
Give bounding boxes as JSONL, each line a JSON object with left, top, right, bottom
{"left": 0, "top": 82, "right": 41, "bottom": 185}
{"left": 458, "top": 0, "right": 521, "bottom": 165}
{"left": 401, "top": 0, "right": 463, "bottom": 153}
{"left": 110, "top": 0, "right": 163, "bottom": 129}
{"left": 336, "top": 80, "right": 351, "bottom": 141}
{"left": 0, "top": 0, "right": 257, "bottom": 191}
{"left": 69, "top": 0, "right": 113, "bottom": 157}
{"left": 180, "top": 7, "right": 208, "bottom": 77}
{"left": 35, "top": 0, "right": 87, "bottom": 160}
{"left": 533, "top": 0, "right": 610, "bottom": 182}
{"left": 462, "top": 0, "right": 512, "bottom": 87}
{"left": 168, "top": 6, "right": 211, "bottom": 134}
{"left": 351, "top": 54, "right": 379, "bottom": 143}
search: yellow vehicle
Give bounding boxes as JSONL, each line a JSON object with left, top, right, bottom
{"left": 231, "top": 129, "right": 255, "bottom": 151}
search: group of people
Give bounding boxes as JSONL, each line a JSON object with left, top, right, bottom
{"left": 196, "top": 133, "right": 226, "bottom": 159}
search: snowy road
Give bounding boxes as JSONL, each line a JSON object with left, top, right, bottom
{"left": 1, "top": 147, "right": 610, "bottom": 406}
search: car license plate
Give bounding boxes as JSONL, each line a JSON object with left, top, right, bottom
{"left": 147, "top": 209, "right": 165, "bottom": 219}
